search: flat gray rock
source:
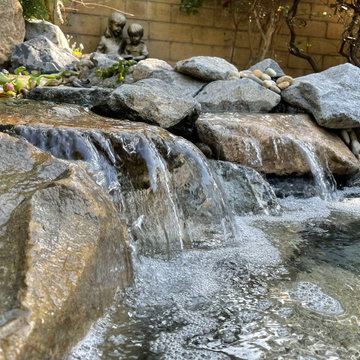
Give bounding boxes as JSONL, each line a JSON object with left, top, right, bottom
{"left": 27, "top": 86, "right": 112, "bottom": 108}
{"left": 133, "top": 58, "right": 205, "bottom": 97}
{"left": 11, "top": 35, "right": 78, "bottom": 74}
{"left": 210, "top": 160, "right": 281, "bottom": 215}
{"left": 175, "top": 56, "right": 238, "bottom": 82}
{"left": 25, "top": 19, "right": 70, "bottom": 50}
{"left": 282, "top": 63, "right": 360, "bottom": 129}
{"left": 195, "top": 78, "right": 281, "bottom": 112}
{"left": 249, "top": 58, "right": 285, "bottom": 77}
{"left": 108, "top": 78, "right": 201, "bottom": 128}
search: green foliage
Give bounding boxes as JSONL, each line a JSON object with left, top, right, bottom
{"left": 96, "top": 59, "right": 136, "bottom": 83}
{"left": 19, "top": 0, "right": 49, "bottom": 20}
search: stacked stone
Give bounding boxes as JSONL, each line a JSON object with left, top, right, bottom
{"left": 233, "top": 68, "right": 294, "bottom": 94}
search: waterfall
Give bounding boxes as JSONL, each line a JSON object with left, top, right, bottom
{"left": 15, "top": 123, "right": 236, "bottom": 256}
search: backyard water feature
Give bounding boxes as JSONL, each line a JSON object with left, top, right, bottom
{"left": 1, "top": 45, "right": 360, "bottom": 359}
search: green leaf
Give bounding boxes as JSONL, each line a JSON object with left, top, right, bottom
{"left": 14, "top": 66, "right": 26, "bottom": 75}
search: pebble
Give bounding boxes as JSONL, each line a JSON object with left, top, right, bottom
{"left": 239, "top": 70, "right": 251, "bottom": 78}
{"left": 260, "top": 73, "right": 271, "bottom": 81}
{"left": 277, "top": 81, "right": 290, "bottom": 90}
{"left": 270, "top": 85, "right": 281, "bottom": 94}
{"left": 252, "top": 69, "right": 263, "bottom": 78}
{"left": 277, "top": 75, "right": 294, "bottom": 85}
{"left": 265, "top": 67, "right": 277, "bottom": 77}
{"left": 340, "top": 129, "right": 350, "bottom": 145}
{"left": 248, "top": 74, "right": 263, "bottom": 85}
{"left": 262, "top": 79, "right": 276, "bottom": 88}
{"left": 227, "top": 71, "right": 241, "bottom": 80}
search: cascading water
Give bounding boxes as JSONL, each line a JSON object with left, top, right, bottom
{"left": 1, "top": 103, "right": 359, "bottom": 359}
{"left": 10, "top": 114, "right": 236, "bottom": 256}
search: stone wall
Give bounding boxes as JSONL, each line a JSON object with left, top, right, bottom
{"left": 60, "top": 0, "right": 346, "bottom": 77}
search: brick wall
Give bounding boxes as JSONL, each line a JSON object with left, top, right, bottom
{"left": 60, "top": 0, "right": 346, "bottom": 77}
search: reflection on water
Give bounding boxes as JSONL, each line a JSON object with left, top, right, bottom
{"left": 70, "top": 192, "right": 360, "bottom": 360}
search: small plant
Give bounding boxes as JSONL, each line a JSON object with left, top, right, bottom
{"left": 66, "top": 35, "right": 84, "bottom": 57}
{"left": 96, "top": 59, "right": 136, "bottom": 83}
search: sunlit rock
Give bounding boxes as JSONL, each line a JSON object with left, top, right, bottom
{"left": 108, "top": 78, "right": 201, "bottom": 128}
{"left": 282, "top": 63, "right": 360, "bottom": 129}
{"left": 11, "top": 36, "right": 78, "bottom": 74}
{"left": 195, "top": 78, "right": 281, "bottom": 112}
{"left": 25, "top": 19, "right": 69, "bottom": 50}
{"left": 0, "top": 0, "right": 25, "bottom": 66}
{"left": 175, "top": 56, "right": 238, "bottom": 82}
{"left": 0, "top": 132, "right": 132, "bottom": 359}
{"left": 196, "top": 112, "right": 359, "bottom": 176}
{"left": 133, "top": 58, "right": 205, "bottom": 97}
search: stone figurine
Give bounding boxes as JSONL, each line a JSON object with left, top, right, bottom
{"left": 97, "top": 12, "right": 127, "bottom": 55}
{"left": 121, "top": 23, "right": 149, "bottom": 62}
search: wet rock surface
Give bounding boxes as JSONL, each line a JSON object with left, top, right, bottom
{"left": 11, "top": 36, "right": 78, "bottom": 74}
{"left": 282, "top": 63, "right": 360, "bottom": 129}
{"left": 175, "top": 56, "right": 238, "bottom": 82}
{"left": 210, "top": 160, "right": 281, "bottom": 215}
{"left": 195, "top": 78, "right": 281, "bottom": 112}
{"left": 0, "top": 0, "right": 25, "bottom": 66}
{"left": 108, "top": 78, "right": 201, "bottom": 128}
{"left": 0, "top": 131, "right": 132, "bottom": 360}
{"left": 27, "top": 86, "right": 112, "bottom": 108}
{"left": 196, "top": 112, "right": 359, "bottom": 176}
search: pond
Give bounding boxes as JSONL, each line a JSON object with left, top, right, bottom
{"left": 69, "top": 190, "right": 360, "bottom": 360}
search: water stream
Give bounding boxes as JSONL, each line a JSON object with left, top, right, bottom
{"left": 68, "top": 192, "right": 360, "bottom": 360}
{"left": 0, "top": 102, "right": 358, "bottom": 359}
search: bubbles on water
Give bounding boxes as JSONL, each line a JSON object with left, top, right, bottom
{"left": 287, "top": 281, "right": 344, "bottom": 315}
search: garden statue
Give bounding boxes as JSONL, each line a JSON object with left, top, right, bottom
{"left": 121, "top": 23, "right": 149, "bottom": 62}
{"left": 97, "top": 12, "right": 127, "bottom": 55}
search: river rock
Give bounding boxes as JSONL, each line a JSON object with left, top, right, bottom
{"left": 210, "top": 160, "right": 281, "bottom": 215}
{"left": 25, "top": 19, "right": 70, "bottom": 50}
{"left": 249, "top": 58, "right": 285, "bottom": 77}
{"left": 0, "top": 0, "right": 25, "bottom": 66}
{"left": 196, "top": 112, "right": 359, "bottom": 176}
{"left": 175, "top": 56, "right": 238, "bottom": 82}
{"left": 195, "top": 78, "right": 281, "bottom": 112}
{"left": 282, "top": 63, "right": 360, "bottom": 129}
{"left": 11, "top": 35, "right": 78, "bottom": 74}
{"left": 0, "top": 132, "right": 132, "bottom": 360}
{"left": 108, "top": 78, "right": 201, "bottom": 128}
{"left": 27, "top": 86, "right": 112, "bottom": 108}
{"left": 133, "top": 58, "right": 205, "bottom": 97}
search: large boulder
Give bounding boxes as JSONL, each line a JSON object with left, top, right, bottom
{"left": 195, "top": 78, "right": 281, "bottom": 112}
{"left": 196, "top": 112, "right": 359, "bottom": 176}
{"left": 0, "top": 0, "right": 25, "bottom": 66}
{"left": 11, "top": 35, "right": 78, "bottom": 73}
{"left": 108, "top": 78, "right": 201, "bottom": 128}
{"left": 210, "top": 160, "right": 281, "bottom": 215}
{"left": 133, "top": 58, "right": 205, "bottom": 97}
{"left": 282, "top": 63, "right": 360, "bottom": 129}
{"left": 25, "top": 19, "right": 70, "bottom": 50}
{"left": 175, "top": 56, "right": 238, "bottom": 82}
{"left": 249, "top": 58, "right": 285, "bottom": 77}
{"left": 0, "top": 132, "right": 132, "bottom": 360}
